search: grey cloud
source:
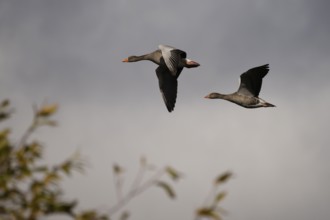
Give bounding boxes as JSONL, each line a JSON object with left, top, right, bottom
{"left": 1, "top": 1, "right": 330, "bottom": 220}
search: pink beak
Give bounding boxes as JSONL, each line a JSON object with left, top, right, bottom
{"left": 186, "top": 60, "right": 200, "bottom": 68}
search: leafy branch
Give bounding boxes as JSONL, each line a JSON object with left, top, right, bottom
{"left": 0, "top": 100, "right": 232, "bottom": 220}
{"left": 0, "top": 100, "right": 106, "bottom": 220}
{"left": 109, "top": 157, "right": 182, "bottom": 218}
{"left": 195, "top": 171, "right": 233, "bottom": 220}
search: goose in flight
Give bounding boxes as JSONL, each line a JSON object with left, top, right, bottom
{"left": 122, "top": 44, "right": 200, "bottom": 112}
{"left": 205, "top": 64, "right": 275, "bottom": 108}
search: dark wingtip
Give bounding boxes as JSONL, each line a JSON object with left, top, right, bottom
{"left": 163, "top": 99, "right": 175, "bottom": 112}
{"left": 257, "top": 64, "right": 270, "bottom": 76}
{"left": 166, "top": 105, "right": 175, "bottom": 112}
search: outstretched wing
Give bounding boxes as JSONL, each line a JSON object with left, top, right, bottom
{"left": 237, "top": 64, "right": 269, "bottom": 97}
{"left": 158, "top": 44, "right": 186, "bottom": 77}
{"left": 156, "top": 65, "right": 178, "bottom": 112}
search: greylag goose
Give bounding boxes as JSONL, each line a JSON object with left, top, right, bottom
{"left": 205, "top": 64, "right": 275, "bottom": 108}
{"left": 122, "top": 44, "right": 200, "bottom": 112}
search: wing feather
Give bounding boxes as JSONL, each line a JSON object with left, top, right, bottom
{"left": 237, "top": 64, "right": 269, "bottom": 97}
{"left": 158, "top": 44, "right": 186, "bottom": 77}
{"left": 156, "top": 65, "right": 178, "bottom": 112}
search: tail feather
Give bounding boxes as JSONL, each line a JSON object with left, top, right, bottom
{"left": 259, "top": 98, "right": 276, "bottom": 107}
{"left": 264, "top": 102, "right": 276, "bottom": 107}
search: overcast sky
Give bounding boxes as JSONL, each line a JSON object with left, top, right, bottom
{"left": 1, "top": 0, "right": 330, "bottom": 220}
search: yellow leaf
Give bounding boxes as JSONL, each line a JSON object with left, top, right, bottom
{"left": 197, "top": 208, "right": 222, "bottom": 220}
{"left": 37, "top": 103, "right": 58, "bottom": 117}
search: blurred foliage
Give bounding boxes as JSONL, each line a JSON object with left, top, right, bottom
{"left": 0, "top": 100, "right": 108, "bottom": 220}
{"left": 196, "top": 171, "right": 233, "bottom": 220}
{"left": 0, "top": 99, "right": 232, "bottom": 220}
{"left": 109, "top": 156, "right": 182, "bottom": 218}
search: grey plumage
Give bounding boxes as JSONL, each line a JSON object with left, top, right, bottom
{"left": 123, "top": 45, "right": 200, "bottom": 112}
{"left": 205, "top": 64, "right": 275, "bottom": 108}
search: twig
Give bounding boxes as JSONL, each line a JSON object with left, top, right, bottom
{"left": 202, "top": 184, "right": 217, "bottom": 207}
{"left": 109, "top": 168, "right": 165, "bottom": 216}
{"left": 113, "top": 169, "right": 124, "bottom": 202}
{"left": 129, "top": 161, "right": 146, "bottom": 193}
{"left": 16, "top": 110, "right": 38, "bottom": 149}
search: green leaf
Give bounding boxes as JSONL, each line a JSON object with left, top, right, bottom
{"left": 156, "top": 181, "right": 176, "bottom": 199}
{"left": 45, "top": 200, "right": 77, "bottom": 215}
{"left": 0, "top": 129, "right": 10, "bottom": 150}
{"left": 0, "top": 100, "right": 12, "bottom": 122}
{"left": 75, "top": 210, "right": 109, "bottom": 220}
{"left": 61, "top": 161, "right": 73, "bottom": 175}
{"left": 213, "top": 191, "right": 227, "bottom": 206}
{"left": 0, "top": 128, "right": 10, "bottom": 138}
{"left": 113, "top": 164, "right": 123, "bottom": 175}
{"left": 44, "top": 172, "right": 60, "bottom": 185}
{"left": 165, "top": 166, "right": 181, "bottom": 181}
{"left": 29, "top": 142, "right": 43, "bottom": 158}
{"left": 197, "top": 208, "right": 222, "bottom": 220}
{"left": 1, "top": 99, "right": 10, "bottom": 107}
{"left": 31, "top": 181, "right": 43, "bottom": 194}
{"left": 214, "top": 171, "right": 233, "bottom": 185}
{"left": 33, "top": 166, "right": 49, "bottom": 173}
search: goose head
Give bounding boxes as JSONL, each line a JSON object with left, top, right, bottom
{"left": 122, "top": 56, "right": 140, "bottom": 62}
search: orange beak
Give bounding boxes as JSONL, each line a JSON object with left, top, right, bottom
{"left": 122, "top": 58, "right": 129, "bottom": 62}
